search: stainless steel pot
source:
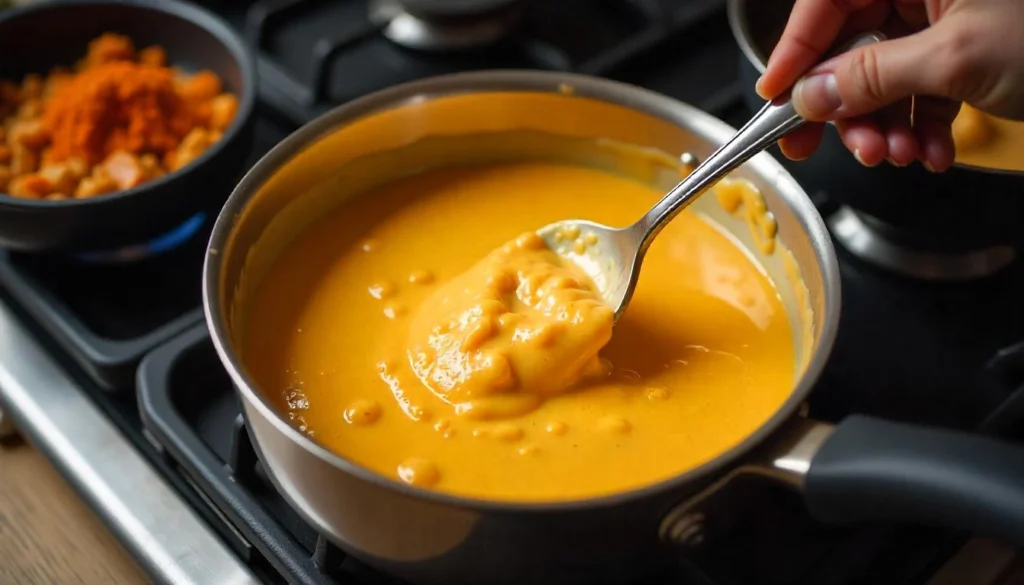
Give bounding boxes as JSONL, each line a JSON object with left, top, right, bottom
{"left": 728, "top": 0, "right": 1024, "bottom": 268}
{"left": 204, "top": 71, "right": 1024, "bottom": 585}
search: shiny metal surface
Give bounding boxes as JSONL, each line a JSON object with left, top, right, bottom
{"left": 538, "top": 89, "right": 807, "bottom": 320}
{"left": 659, "top": 417, "right": 835, "bottom": 545}
{"left": 204, "top": 70, "right": 841, "bottom": 585}
{"left": 540, "top": 33, "right": 878, "bottom": 321}
{"left": 764, "top": 419, "right": 835, "bottom": 486}
{"left": 829, "top": 206, "right": 1017, "bottom": 281}
{"left": 662, "top": 512, "right": 707, "bottom": 547}
{"left": 636, "top": 84, "right": 804, "bottom": 239}
{"left": 727, "top": 0, "right": 768, "bottom": 76}
{"left": 0, "top": 298, "right": 260, "bottom": 585}
{"left": 370, "top": 0, "right": 520, "bottom": 51}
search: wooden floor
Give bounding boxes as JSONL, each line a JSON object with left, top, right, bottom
{"left": 0, "top": 437, "right": 148, "bottom": 585}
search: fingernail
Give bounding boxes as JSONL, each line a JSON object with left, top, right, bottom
{"left": 853, "top": 149, "right": 878, "bottom": 168}
{"left": 922, "top": 160, "right": 937, "bottom": 173}
{"left": 755, "top": 75, "right": 768, "bottom": 99}
{"left": 783, "top": 149, "right": 810, "bottom": 161}
{"left": 886, "top": 157, "right": 908, "bottom": 168}
{"left": 793, "top": 73, "right": 842, "bottom": 119}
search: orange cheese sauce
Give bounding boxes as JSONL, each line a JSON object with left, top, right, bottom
{"left": 952, "top": 104, "right": 1024, "bottom": 171}
{"left": 243, "top": 161, "right": 795, "bottom": 502}
{"left": 406, "top": 230, "right": 614, "bottom": 421}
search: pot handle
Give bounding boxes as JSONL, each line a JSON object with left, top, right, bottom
{"left": 804, "top": 415, "right": 1024, "bottom": 545}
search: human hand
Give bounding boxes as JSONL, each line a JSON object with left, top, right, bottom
{"left": 756, "top": 0, "right": 1024, "bottom": 172}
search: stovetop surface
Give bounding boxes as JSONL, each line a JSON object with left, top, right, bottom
{"left": 2, "top": 0, "right": 1024, "bottom": 584}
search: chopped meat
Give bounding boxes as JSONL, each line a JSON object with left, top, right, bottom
{"left": 74, "top": 170, "right": 118, "bottom": 198}
{"left": 7, "top": 173, "right": 51, "bottom": 198}
{"left": 0, "top": 165, "right": 12, "bottom": 192}
{"left": 64, "top": 156, "right": 88, "bottom": 179}
{"left": 209, "top": 94, "right": 238, "bottom": 131}
{"left": 101, "top": 150, "right": 148, "bottom": 190}
{"left": 138, "top": 153, "right": 165, "bottom": 180}
{"left": 168, "top": 127, "right": 215, "bottom": 171}
{"left": 17, "top": 98, "right": 41, "bottom": 119}
{"left": 38, "top": 161, "right": 82, "bottom": 194}
{"left": 178, "top": 70, "right": 221, "bottom": 102}
{"left": 10, "top": 144, "right": 38, "bottom": 175}
{"left": 9, "top": 118, "right": 48, "bottom": 149}
{"left": 138, "top": 46, "right": 167, "bottom": 68}
{"left": 83, "top": 33, "right": 135, "bottom": 68}
{"left": 43, "top": 68, "right": 73, "bottom": 99}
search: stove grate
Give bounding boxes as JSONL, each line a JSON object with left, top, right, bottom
{"left": 137, "top": 324, "right": 984, "bottom": 585}
{"left": 244, "top": 0, "right": 734, "bottom": 124}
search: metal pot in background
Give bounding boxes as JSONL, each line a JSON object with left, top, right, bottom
{"left": 728, "top": 0, "right": 1024, "bottom": 281}
{"left": 205, "top": 71, "right": 1024, "bottom": 585}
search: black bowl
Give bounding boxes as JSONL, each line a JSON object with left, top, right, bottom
{"left": 0, "top": 0, "right": 257, "bottom": 253}
{"left": 727, "top": 0, "right": 1024, "bottom": 253}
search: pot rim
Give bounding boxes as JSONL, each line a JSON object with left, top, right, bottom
{"left": 203, "top": 69, "right": 842, "bottom": 514}
{"left": 726, "top": 0, "right": 1024, "bottom": 178}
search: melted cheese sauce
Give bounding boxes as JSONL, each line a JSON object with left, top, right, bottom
{"left": 715, "top": 178, "right": 779, "bottom": 255}
{"left": 406, "top": 231, "right": 613, "bottom": 421}
{"left": 244, "top": 162, "right": 795, "bottom": 502}
{"left": 953, "top": 105, "right": 1024, "bottom": 171}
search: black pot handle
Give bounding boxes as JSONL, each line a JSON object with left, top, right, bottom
{"left": 804, "top": 415, "right": 1024, "bottom": 545}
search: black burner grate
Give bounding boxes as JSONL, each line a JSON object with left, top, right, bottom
{"left": 0, "top": 111, "right": 293, "bottom": 391}
{"left": 138, "top": 324, "right": 972, "bottom": 585}
{"left": 245, "top": 0, "right": 737, "bottom": 124}
{"left": 0, "top": 234, "right": 206, "bottom": 390}
{"left": 979, "top": 340, "right": 1024, "bottom": 441}
{"left": 139, "top": 326, "right": 429, "bottom": 584}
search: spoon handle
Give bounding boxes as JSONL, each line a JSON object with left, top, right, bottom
{"left": 633, "top": 31, "right": 886, "bottom": 252}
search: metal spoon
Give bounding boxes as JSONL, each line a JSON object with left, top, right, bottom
{"left": 538, "top": 31, "right": 884, "bottom": 322}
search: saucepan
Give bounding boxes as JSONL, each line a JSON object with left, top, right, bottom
{"left": 203, "top": 71, "right": 1024, "bottom": 585}
{"left": 727, "top": 0, "right": 1024, "bottom": 259}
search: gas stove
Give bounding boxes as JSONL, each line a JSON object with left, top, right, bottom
{"left": 1, "top": 1, "right": 1023, "bottom": 584}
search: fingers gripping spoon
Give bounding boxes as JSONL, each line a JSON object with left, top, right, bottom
{"left": 537, "top": 32, "right": 884, "bottom": 322}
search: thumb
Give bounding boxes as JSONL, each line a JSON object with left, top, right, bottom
{"left": 792, "top": 26, "right": 962, "bottom": 121}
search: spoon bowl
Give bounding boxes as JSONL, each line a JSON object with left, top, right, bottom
{"left": 536, "top": 219, "right": 644, "bottom": 322}
{"left": 539, "top": 31, "right": 884, "bottom": 321}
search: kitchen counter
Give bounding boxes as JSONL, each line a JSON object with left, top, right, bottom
{"left": 0, "top": 437, "right": 146, "bottom": 585}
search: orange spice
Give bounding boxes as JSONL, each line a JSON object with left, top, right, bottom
{"left": 0, "top": 32, "right": 239, "bottom": 200}
{"left": 42, "top": 61, "right": 195, "bottom": 165}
